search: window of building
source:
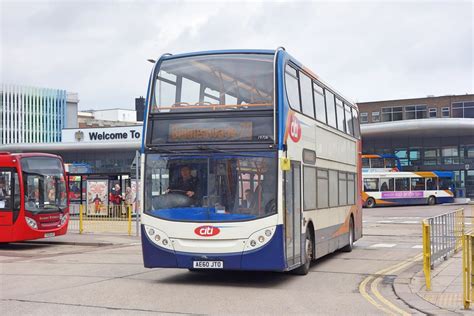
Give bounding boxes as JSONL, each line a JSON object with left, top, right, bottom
{"left": 347, "top": 173, "right": 355, "bottom": 204}
{"left": 335, "top": 98, "right": 345, "bottom": 132}
{"left": 466, "top": 146, "right": 474, "bottom": 158}
{"left": 394, "top": 149, "right": 409, "bottom": 166}
{"left": 338, "top": 172, "right": 347, "bottom": 205}
{"left": 380, "top": 178, "right": 394, "bottom": 191}
{"left": 411, "top": 178, "right": 426, "bottom": 191}
{"left": 325, "top": 90, "right": 337, "bottom": 128}
{"left": 381, "top": 107, "right": 403, "bottom": 122}
{"left": 345, "top": 104, "right": 354, "bottom": 136}
{"left": 372, "top": 111, "right": 380, "bottom": 122}
{"left": 409, "top": 148, "right": 421, "bottom": 166}
{"left": 314, "top": 84, "right": 326, "bottom": 124}
{"left": 363, "top": 178, "right": 379, "bottom": 192}
{"left": 442, "top": 107, "right": 450, "bottom": 117}
{"left": 299, "top": 73, "right": 314, "bottom": 118}
{"left": 360, "top": 112, "right": 368, "bottom": 124}
{"left": 441, "top": 146, "right": 459, "bottom": 164}
{"left": 285, "top": 65, "right": 300, "bottom": 111}
{"left": 429, "top": 108, "right": 437, "bottom": 118}
{"left": 395, "top": 178, "right": 410, "bottom": 191}
{"left": 405, "top": 105, "right": 427, "bottom": 120}
{"left": 452, "top": 101, "right": 474, "bottom": 118}
{"left": 317, "top": 169, "right": 329, "bottom": 208}
{"left": 303, "top": 166, "right": 317, "bottom": 211}
{"left": 329, "top": 170, "right": 338, "bottom": 207}
{"left": 423, "top": 148, "right": 440, "bottom": 166}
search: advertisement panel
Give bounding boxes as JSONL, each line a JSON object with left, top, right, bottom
{"left": 86, "top": 180, "right": 109, "bottom": 215}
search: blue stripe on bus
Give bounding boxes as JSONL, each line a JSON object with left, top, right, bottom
{"left": 141, "top": 225, "right": 286, "bottom": 271}
{"left": 433, "top": 171, "right": 454, "bottom": 178}
{"left": 149, "top": 208, "right": 256, "bottom": 221}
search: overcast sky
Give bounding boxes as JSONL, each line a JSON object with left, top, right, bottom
{"left": 1, "top": 0, "right": 472, "bottom": 110}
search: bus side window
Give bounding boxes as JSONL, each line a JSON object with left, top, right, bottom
{"left": 285, "top": 65, "right": 300, "bottom": 111}
{"left": 0, "top": 170, "right": 12, "bottom": 209}
{"left": 380, "top": 178, "right": 394, "bottom": 191}
{"left": 426, "top": 177, "right": 438, "bottom": 190}
{"left": 13, "top": 172, "right": 20, "bottom": 210}
{"left": 363, "top": 178, "right": 379, "bottom": 192}
{"left": 395, "top": 178, "right": 409, "bottom": 191}
{"left": 411, "top": 178, "right": 426, "bottom": 191}
{"left": 362, "top": 158, "right": 370, "bottom": 168}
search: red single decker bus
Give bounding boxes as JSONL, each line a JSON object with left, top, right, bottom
{"left": 0, "top": 152, "right": 69, "bottom": 242}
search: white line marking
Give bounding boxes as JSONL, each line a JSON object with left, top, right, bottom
{"left": 401, "top": 221, "right": 419, "bottom": 224}
{"left": 412, "top": 245, "right": 423, "bottom": 249}
{"left": 377, "top": 220, "right": 394, "bottom": 223}
{"left": 370, "top": 243, "right": 397, "bottom": 248}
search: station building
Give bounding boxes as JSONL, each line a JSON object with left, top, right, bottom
{"left": 358, "top": 94, "right": 474, "bottom": 199}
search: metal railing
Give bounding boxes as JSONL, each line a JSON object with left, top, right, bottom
{"left": 422, "top": 208, "right": 465, "bottom": 290}
{"left": 69, "top": 204, "right": 137, "bottom": 236}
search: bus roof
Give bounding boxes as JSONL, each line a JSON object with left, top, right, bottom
{"left": 159, "top": 49, "right": 275, "bottom": 61}
{"left": 363, "top": 171, "right": 454, "bottom": 178}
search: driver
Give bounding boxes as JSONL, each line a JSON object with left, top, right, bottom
{"left": 167, "top": 166, "right": 199, "bottom": 200}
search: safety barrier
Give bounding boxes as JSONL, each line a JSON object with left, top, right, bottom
{"left": 463, "top": 231, "right": 474, "bottom": 309}
{"left": 422, "top": 208, "right": 465, "bottom": 290}
{"left": 69, "top": 204, "right": 138, "bottom": 236}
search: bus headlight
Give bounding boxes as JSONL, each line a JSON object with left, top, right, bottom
{"left": 60, "top": 214, "right": 68, "bottom": 226}
{"left": 26, "top": 217, "right": 38, "bottom": 229}
{"left": 244, "top": 226, "right": 276, "bottom": 251}
{"left": 144, "top": 225, "right": 173, "bottom": 251}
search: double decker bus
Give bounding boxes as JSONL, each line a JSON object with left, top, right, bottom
{"left": 0, "top": 152, "right": 69, "bottom": 243}
{"left": 362, "top": 171, "right": 454, "bottom": 208}
{"left": 362, "top": 154, "right": 402, "bottom": 172}
{"left": 141, "top": 48, "right": 362, "bottom": 274}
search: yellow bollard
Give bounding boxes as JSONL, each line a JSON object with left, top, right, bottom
{"left": 128, "top": 205, "right": 132, "bottom": 236}
{"left": 79, "top": 204, "right": 84, "bottom": 234}
{"left": 422, "top": 220, "right": 431, "bottom": 291}
{"left": 464, "top": 234, "right": 472, "bottom": 310}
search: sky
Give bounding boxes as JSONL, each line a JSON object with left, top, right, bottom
{"left": 1, "top": 0, "right": 473, "bottom": 110}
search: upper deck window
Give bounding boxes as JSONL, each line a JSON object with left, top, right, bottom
{"left": 151, "top": 54, "right": 274, "bottom": 113}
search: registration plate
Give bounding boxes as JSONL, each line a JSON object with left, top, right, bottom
{"left": 44, "top": 232, "right": 55, "bottom": 238}
{"left": 192, "top": 260, "right": 223, "bottom": 269}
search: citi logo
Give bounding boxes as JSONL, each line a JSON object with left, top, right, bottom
{"left": 194, "top": 226, "right": 220, "bottom": 237}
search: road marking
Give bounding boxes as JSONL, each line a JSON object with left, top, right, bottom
{"left": 377, "top": 220, "right": 394, "bottom": 223}
{"left": 359, "top": 253, "right": 422, "bottom": 316}
{"left": 401, "top": 221, "right": 419, "bottom": 224}
{"left": 411, "top": 245, "right": 423, "bottom": 249}
{"left": 370, "top": 243, "right": 396, "bottom": 248}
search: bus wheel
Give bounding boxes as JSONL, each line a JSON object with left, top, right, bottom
{"left": 428, "top": 196, "right": 436, "bottom": 205}
{"left": 366, "top": 198, "right": 375, "bottom": 208}
{"left": 341, "top": 217, "right": 354, "bottom": 252}
{"left": 292, "top": 229, "right": 313, "bottom": 276}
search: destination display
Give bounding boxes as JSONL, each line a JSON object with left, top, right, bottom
{"left": 150, "top": 116, "right": 273, "bottom": 144}
{"left": 169, "top": 122, "right": 252, "bottom": 142}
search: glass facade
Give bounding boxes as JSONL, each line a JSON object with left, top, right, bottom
{"left": 0, "top": 84, "right": 67, "bottom": 144}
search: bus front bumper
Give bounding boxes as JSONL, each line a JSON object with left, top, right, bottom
{"left": 141, "top": 225, "right": 286, "bottom": 271}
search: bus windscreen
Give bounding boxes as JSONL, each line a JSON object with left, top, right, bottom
{"left": 144, "top": 152, "right": 277, "bottom": 222}
{"left": 151, "top": 54, "right": 274, "bottom": 112}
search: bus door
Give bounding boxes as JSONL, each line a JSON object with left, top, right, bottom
{"left": 0, "top": 169, "right": 15, "bottom": 226}
{"left": 285, "top": 161, "right": 302, "bottom": 268}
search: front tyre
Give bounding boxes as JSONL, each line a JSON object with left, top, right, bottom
{"left": 341, "top": 217, "right": 354, "bottom": 252}
{"left": 292, "top": 229, "right": 313, "bottom": 276}
{"left": 366, "top": 197, "right": 375, "bottom": 208}
{"left": 428, "top": 196, "right": 436, "bottom": 205}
